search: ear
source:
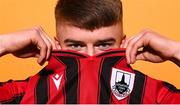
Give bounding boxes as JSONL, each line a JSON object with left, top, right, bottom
{"left": 54, "top": 37, "right": 62, "bottom": 50}
{"left": 120, "top": 34, "right": 127, "bottom": 48}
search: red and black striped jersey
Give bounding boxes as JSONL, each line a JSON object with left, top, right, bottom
{"left": 0, "top": 48, "right": 180, "bottom": 104}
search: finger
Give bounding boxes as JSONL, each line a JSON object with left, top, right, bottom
{"left": 123, "top": 36, "right": 136, "bottom": 63}
{"left": 33, "top": 33, "right": 47, "bottom": 65}
{"left": 125, "top": 37, "right": 134, "bottom": 64}
{"left": 130, "top": 35, "right": 147, "bottom": 64}
{"left": 126, "top": 35, "right": 143, "bottom": 64}
{"left": 136, "top": 52, "right": 146, "bottom": 60}
{"left": 34, "top": 53, "right": 40, "bottom": 58}
{"left": 38, "top": 27, "right": 52, "bottom": 60}
{"left": 123, "top": 36, "right": 135, "bottom": 48}
{"left": 46, "top": 37, "right": 56, "bottom": 50}
{"left": 127, "top": 30, "right": 149, "bottom": 64}
{"left": 40, "top": 27, "right": 56, "bottom": 49}
{"left": 37, "top": 41, "right": 47, "bottom": 65}
{"left": 52, "top": 39, "right": 58, "bottom": 50}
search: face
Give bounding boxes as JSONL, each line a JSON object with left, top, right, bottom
{"left": 55, "top": 23, "right": 124, "bottom": 56}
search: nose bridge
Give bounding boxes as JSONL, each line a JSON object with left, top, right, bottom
{"left": 87, "top": 44, "right": 95, "bottom": 56}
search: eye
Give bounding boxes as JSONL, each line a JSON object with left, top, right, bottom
{"left": 67, "top": 44, "right": 84, "bottom": 51}
{"left": 96, "top": 43, "right": 113, "bottom": 50}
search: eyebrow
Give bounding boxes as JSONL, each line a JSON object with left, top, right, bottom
{"left": 64, "top": 39, "right": 85, "bottom": 44}
{"left": 64, "top": 37, "right": 116, "bottom": 44}
{"left": 95, "top": 38, "right": 116, "bottom": 44}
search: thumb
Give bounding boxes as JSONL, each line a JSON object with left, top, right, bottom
{"left": 136, "top": 51, "right": 146, "bottom": 61}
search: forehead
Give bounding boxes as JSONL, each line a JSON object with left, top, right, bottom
{"left": 56, "top": 23, "right": 123, "bottom": 42}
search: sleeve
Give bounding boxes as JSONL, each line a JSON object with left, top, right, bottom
{"left": 157, "top": 81, "right": 180, "bottom": 104}
{"left": 0, "top": 78, "right": 29, "bottom": 104}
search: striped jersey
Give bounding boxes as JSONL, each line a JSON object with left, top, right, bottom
{"left": 0, "top": 48, "right": 180, "bottom": 104}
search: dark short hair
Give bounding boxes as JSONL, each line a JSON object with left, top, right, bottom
{"left": 55, "top": 0, "right": 123, "bottom": 31}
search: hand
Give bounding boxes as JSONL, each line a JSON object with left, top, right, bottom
{"left": 122, "top": 29, "right": 180, "bottom": 65}
{"left": 0, "top": 26, "right": 56, "bottom": 65}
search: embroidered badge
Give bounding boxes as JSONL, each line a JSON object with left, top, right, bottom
{"left": 111, "top": 67, "right": 135, "bottom": 100}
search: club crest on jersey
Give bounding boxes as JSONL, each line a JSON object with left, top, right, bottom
{"left": 111, "top": 68, "right": 135, "bottom": 100}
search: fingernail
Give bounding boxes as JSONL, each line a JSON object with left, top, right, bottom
{"left": 127, "top": 58, "right": 130, "bottom": 64}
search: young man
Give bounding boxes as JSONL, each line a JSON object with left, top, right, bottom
{"left": 0, "top": 0, "right": 180, "bottom": 104}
